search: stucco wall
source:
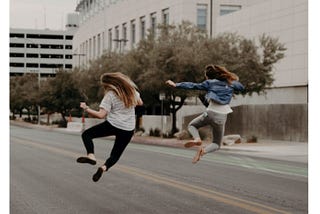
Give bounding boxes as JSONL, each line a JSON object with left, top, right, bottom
{"left": 182, "top": 104, "right": 308, "bottom": 142}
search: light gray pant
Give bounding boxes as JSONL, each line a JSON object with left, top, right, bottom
{"left": 188, "top": 110, "right": 227, "bottom": 153}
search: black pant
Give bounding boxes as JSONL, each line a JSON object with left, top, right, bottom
{"left": 81, "top": 120, "right": 134, "bottom": 169}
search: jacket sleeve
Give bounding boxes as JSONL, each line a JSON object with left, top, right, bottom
{"left": 175, "top": 81, "right": 209, "bottom": 91}
{"left": 230, "top": 81, "right": 245, "bottom": 92}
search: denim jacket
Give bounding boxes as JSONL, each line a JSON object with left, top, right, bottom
{"left": 175, "top": 79, "right": 244, "bottom": 105}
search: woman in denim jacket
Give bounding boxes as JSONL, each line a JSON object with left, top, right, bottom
{"left": 166, "top": 65, "right": 244, "bottom": 163}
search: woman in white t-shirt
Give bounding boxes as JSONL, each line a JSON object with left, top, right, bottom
{"left": 77, "top": 72, "right": 143, "bottom": 182}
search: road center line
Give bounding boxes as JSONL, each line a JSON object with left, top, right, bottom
{"left": 12, "top": 137, "right": 290, "bottom": 214}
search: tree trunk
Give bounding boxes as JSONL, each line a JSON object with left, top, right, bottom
{"left": 47, "top": 113, "right": 51, "bottom": 125}
{"left": 60, "top": 112, "right": 67, "bottom": 127}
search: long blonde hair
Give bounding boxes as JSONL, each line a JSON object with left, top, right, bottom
{"left": 205, "top": 64, "right": 239, "bottom": 84}
{"left": 100, "top": 72, "right": 138, "bottom": 108}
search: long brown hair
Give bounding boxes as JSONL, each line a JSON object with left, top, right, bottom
{"left": 204, "top": 64, "right": 239, "bottom": 84}
{"left": 100, "top": 72, "right": 138, "bottom": 108}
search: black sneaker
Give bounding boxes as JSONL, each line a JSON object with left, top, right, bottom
{"left": 92, "top": 167, "right": 104, "bottom": 182}
{"left": 76, "top": 157, "right": 97, "bottom": 165}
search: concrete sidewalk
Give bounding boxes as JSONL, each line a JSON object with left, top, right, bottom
{"left": 10, "top": 120, "right": 308, "bottom": 163}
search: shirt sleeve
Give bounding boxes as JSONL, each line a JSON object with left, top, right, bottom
{"left": 99, "top": 92, "right": 112, "bottom": 112}
{"left": 135, "top": 91, "right": 140, "bottom": 100}
{"left": 175, "top": 80, "right": 209, "bottom": 91}
{"left": 230, "top": 81, "right": 245, "bottom": 92}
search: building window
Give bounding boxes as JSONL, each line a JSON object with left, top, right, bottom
{"left": 197, "top": 4, "right": 207, "bottom": 31}
{"left": 115, "top": 26, "right": 120, "bottom": 50}
{"left": 26, "top": 43, "right": 38, "bottom": 48}
{"left": 10, "top": 33, "right": 24, "bottom": 38}
{"left": 10, "top": 43, "right": 25, "bottom": 48}
{"left": 93, "top": 36, "right": 96, "bottom": 58}
{"left": 26, "top": 53, "right": 39, "bottom": 58}
{"left": 65, "top": 45, "right": 73, "bottom": 49}
{"left": 131, "top": 20, "right": 136, "bottom": 46}
{"left": 40, "top": 63, "right": 63, "bottom": 68}
{"left": 65, "top": 35, "right": 73, "bottom": 40}
{"left": 108, "top": 29, "right": 112, "bottom": 51}
{"left": 89, "top": 38, "right": 92, "bottom": 59}
{"left": 10, "top": 53, "right": 24, "bottom": 57}
{"left": 26, "top": 34, "right": 64, "bottom": 40}
{"left": 97, "top": 34, "right": 101, "bottom": 56}
{"left": 140, "top": 16, "right": 146, "bottom": 40}
{"left": 162, "top": 8, "right": 169, "bottom": 25}
{"left": 65, "top": 55, "right": 73, "bottom": 59}
{"left": 85, "top": 40, "right": 88, "bottom": 62}
{"left": 220, "top": 5, "right": 241, "bottom": 16}
{"left": 122, "top": 23, "right": 127, "bottom": 48}
{"left": 10, "top": 62, "right": 24, "bottom": 67}
{"left": 150, "top": 12, "right": 157, "bottom": 37}
{"left": 26, "top": 63, "right": 39, "bottom": 68}
{"left": 65, "top": 64, "right": 73, "bottom": 69}
{"left": 40, "top": 54, "right": 64, "bottom": 59}
{"left": 40, "top": 44, "right": 63, "bottom": 49}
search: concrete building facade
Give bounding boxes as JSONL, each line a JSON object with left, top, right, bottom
{"left": 9, "top": 13, "right": 79, "bottom": 77}
{"left": 73, "top": 0, "right": 259, "bottom": 66}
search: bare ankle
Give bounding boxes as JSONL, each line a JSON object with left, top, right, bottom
{"left": 101, "top": 165, "right": 107, "bottom": 171}
{"left": 88, "top": 153, "right": 96, "bottom": 160}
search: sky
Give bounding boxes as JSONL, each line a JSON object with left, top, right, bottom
{"left": 10, "top": 0, "right": 78, "bottom": 30}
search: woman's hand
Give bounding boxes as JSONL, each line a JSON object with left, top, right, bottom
{"left": 80, "top": 102, "right": 107, "bottom": 119}
{"left": 165, "top": 80, "right": 176, "bottom": 87}
{"left": 80, "top": 102, "right": 89, "bottom": 110}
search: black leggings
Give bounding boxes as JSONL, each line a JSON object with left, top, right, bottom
{"left": 81, "top": 120, "right": 134, "bottom": 170}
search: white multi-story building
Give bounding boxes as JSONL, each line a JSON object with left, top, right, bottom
{"left": 73, "top": 0, "right": 308, "bottom": 141}
{"left": 73, "top": 0, "right": 259, "bottom": 66}
{"left": 9, "top": 13, "right": 79, "bottom": 77}
{"left": 73, "top": 0, "right": 307, "bottom": 103}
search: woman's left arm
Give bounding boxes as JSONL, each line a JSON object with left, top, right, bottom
{"left": 80, "top": 102, "right": 108, "bottom": 119}
{"left": 231, "top": 81, "right": 245, "bottom": 92}
{"left": 166, "top": 80, "right": 209, "bottom": 91}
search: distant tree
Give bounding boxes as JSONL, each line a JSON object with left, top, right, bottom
{"left": 39, "top": 70, "right": 82, "bottom": 127}
{"left": 75, "top": 52, "right": 127, "bottom": 105}
{"left": 10, "top": 74, "right": 39, "bottom": 120}
{"left": 122, "top": 21, "right": 286, "bottom": 135}
{"left": 200, "top": 32, "right": 286, "bottom": 95}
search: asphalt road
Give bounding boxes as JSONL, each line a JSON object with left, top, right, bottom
{"left": 10, "top": 125, "right": 308, "bottom": 214}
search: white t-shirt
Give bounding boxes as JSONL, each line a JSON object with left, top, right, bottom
{"left": 207, "top": 100, "right": 233, "bottom": 114}
{"left": 99, "top": 91, "right": 140, "bottom": 131}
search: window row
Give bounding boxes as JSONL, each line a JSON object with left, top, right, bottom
{"left": 10, "top": 43, "right": 72, "bottom": 49}
{"left": 10, "top": 62, "right": 72, "bottom": 69}
{"left": 10, "top": 33, "right": 73, "bottom": 40}
{"left": 10, "top": 53, "right": 73, "bottom": 59}
{"left": 78, "top": 7, "right": 170, "bottom": 61}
